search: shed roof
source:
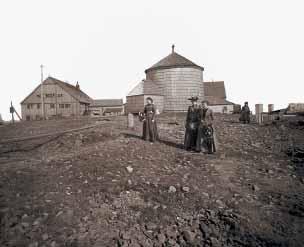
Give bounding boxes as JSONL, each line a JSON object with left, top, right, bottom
{"left": 127, "top": 80, "right": 163, "bottom": 96}
{"left": 91, "top": 99, "right": 123, "bottom": 107}
{"left": 145, "top": 49, "right": 204, "bottom": 73}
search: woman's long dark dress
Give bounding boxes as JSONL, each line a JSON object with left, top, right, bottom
{"left": 184, "top": 105, "right": 201, "bottom": 151}
{"left": 142, "top": 103, "right": 158, "bottom": 142}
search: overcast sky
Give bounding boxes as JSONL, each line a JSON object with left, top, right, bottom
{"left": 0, "top": 0, "right": 303, "bottom": 120}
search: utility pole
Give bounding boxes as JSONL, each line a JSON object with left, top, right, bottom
{"left": 40, "top": 64, "right": 45, "bottom": 120}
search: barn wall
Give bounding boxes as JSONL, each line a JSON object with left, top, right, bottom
{"left": 126, "top": 95, "right": 145, "bottom": 114}
{"left": 21, "top": 81, "right": 81, "bottom": 120}
{"left": 146, "top": 67, "right": 204, "bottom": 112}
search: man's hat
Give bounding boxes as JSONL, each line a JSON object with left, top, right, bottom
{"left": 188, "top": 96, "right": 198, "bottom": 101}
{"left": 245, "top": 101, "right": 248, "bottom": 104}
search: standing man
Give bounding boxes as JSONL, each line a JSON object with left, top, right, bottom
{"left": 142, "top": 97, "right": 159, "bottom": 143}
{"left": 199, "top": 100, "right": 216, "bottom": 154}
{"left": 184, "top": 96, "right": 201, "bottom": 151}
{"left": 240, "top": 102, "right": 251, "bottom": 124}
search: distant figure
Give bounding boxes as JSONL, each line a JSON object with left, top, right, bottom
{"left": 142, "top": 97, "right": 158, "bottom": 142}
{"left": 184, "top": 96, "right": 201, "bottom": 151}
{"left": 240, "top": 102, "right": 251, "bottom": 124}
{"left": 199, "top": 100, "right": 216, "bottom": 154}
{"left": 0, "top": 114, "right": 3, "bottom": 125}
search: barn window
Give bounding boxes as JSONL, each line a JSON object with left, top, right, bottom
{"left": 45, "top": 93, "right": 54, "bottom": 98}
{"left": 37, "top": 94, "right": 41, "bottom": 98}
{"left": 37, "top": 103, "right": 41, "bottom": 109}
{"left": 57, "top": 94, "right": 63, "bottom": 97}
{"left": 65, "top": 104, "right": 71, "bottom": 108}
{"left": 50, "top": 104, "right": 55, "bottom": 109}
{"left": 59, "top": 104, "right": 65, "bottom": 109}
{"left": 27, "top": 104, "right": 33, "bottom": 109}
{"left": 26, "top": 115, "right": 31, "bottom": 121}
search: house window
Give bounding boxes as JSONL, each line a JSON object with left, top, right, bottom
{"left": 37, "top": 103, "right": 41, "bottom": 109}
{"left": 37, "top": 94, "right": 41, "bottom": 98}
{"left": 27, "top": 104, "right": 33, "bottom": 109}
{"left": 50, "top": 104, "right": 55, "bottom": 109}
{"left": 65, "top": 104, "right": 70, "bottom": 108}
{"left": 57, "top": 94, "right": 63, "bottom": 97}
{"left": 26, "top": 115, "right": 31, "bottom": 121}
{"left": 59, "top": 104, "right": 65, "bottom": 109}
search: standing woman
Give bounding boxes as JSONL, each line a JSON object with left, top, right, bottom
{"left": 142, "top": 97, "right": 158, "bottom": 142}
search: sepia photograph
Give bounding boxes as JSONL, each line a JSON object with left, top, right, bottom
{"left": 0, "top": 1, "right": 303, "bottom": 246}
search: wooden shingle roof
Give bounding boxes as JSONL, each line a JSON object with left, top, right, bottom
{"left": 145, "top": 51, "right": 204, "bottom": 73}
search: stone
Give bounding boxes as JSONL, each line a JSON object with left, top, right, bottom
{"left": 28, "top": 242, "right": 38, "bottom": 247}
{"left": 157, "top": 233, "right": 166, "bottom": 244}
{"left": 42, "top": 233, "right": 49, "bottom": 241}
{"left": 202, "top": 192, "right": 209, "bottom": 198}
{"left": 182, "top": 230, "right": 195, "bottom": 243}
{"left": 182, "top": 186, "right": 190, "bottom": 193}
{"left": 50, "top": 241, "right": 57, "bottom": 247}
{"left": 21, "top": 222, "right": 30, "bottom": 228}
{"left": 168, "top": 186, "right": 177, "bottom": 193}
{"left": 126, "top": 166, "right": 133, "bottom": 173}
{"left": 145, "top": 222, "right": 157, "bottom": 231}
{"left": 252, "top": 185, "right": 260, "bottom": 191}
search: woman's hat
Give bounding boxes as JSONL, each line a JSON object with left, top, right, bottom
{"left": 146, "top": 97, "right": 153, "bottom": 103}
{"left": 188, "top": 96, "right": 198, "bottom": 101}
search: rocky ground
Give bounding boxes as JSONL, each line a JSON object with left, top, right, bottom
{"left": 0, "top": 114, "right": 303, "bottom": 247}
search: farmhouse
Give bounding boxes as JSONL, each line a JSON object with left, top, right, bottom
{"left": 21, "top": 77, "right": 92, "bottom": 120}
{"left": 126, "top": 46, "right": 204, "bottom": 113}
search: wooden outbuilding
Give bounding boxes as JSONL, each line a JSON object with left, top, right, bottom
{"left": 21, "top": 77, "right": 92, "bottom": 120}
{"left": 126, "top": 46, "right": 204, "bottom": 113}
{"left": 204, "top": 81, "right": 235, "bottom": 113}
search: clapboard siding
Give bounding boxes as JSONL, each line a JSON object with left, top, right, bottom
{"left": 146, "top": 67, "right": 204, "bottom": 111}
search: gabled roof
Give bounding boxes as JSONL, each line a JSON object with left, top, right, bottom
{"left": 49, "top": 77, "right": 92, "bottom": 104}
{"left": 204, "top": 81, "right": 226, "bottom": 99}
{"left": 145, "top": 51, "right": 204, "bottom": 73}
{"left": 91, "top": 99, "right": 123, "bottom": 107}
{"left": 21, "top": 77, "right": 92, "bottom": 104}
{"left": 127, "top": 80, "right": 163, "bottom": 96}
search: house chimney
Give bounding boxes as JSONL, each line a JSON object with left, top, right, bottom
{"left": 172, "top": 44, "right": 175, "bottom": 53}
{"left": 76, "top": 81, "right": 80, "bottom": 90}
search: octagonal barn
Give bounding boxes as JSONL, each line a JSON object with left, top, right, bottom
{"left": 126, "top": 46, "right": 204, "bottom": 113}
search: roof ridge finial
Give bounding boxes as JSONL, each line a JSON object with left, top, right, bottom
{"left": 172, "top": 44, "right": 175, "bottom": 53}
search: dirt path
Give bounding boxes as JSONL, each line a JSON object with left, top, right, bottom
{"left": 0, "top": 114, "right": 303, "bottom": 246}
